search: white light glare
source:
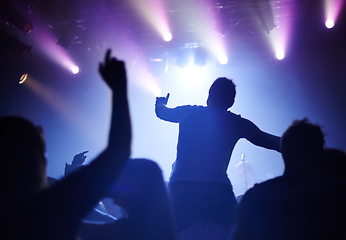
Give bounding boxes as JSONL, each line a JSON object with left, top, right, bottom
{"left": 163, "top": 32, "right": 173, "bottom": 42}
{"left": 325, "top": 19, "right": 335, "bottom": 29}
{"left": 218, "top": 55, "right": 228, "bottom": 65}
{"left": 276, "top": 50, "right": 285, "bottom": 60}
{"left": 71, "top": 65, "right": 80, "bottom": 74}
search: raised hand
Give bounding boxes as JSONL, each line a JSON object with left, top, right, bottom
{"left": 156, "top": 93, "right": 170, "bottom": 106}
{"left": 71, "top": 151, "right": 89, "bottom": 166}
{"left": 99, "top": 49, "right": 132, "bottom": 158}
{"left": 99, "top": 49, "right": 127, "bottom": 95}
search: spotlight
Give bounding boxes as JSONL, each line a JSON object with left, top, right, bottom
{"left": 325, "top": 19, "right": 335, "bottom": 29}
{"left": 163, "top": 32, "right": 172, "bottom": 42}
{"left": 71, "top": 65, "right": 79, "bottom": 74}
{"left": 275, "top": 50, "right": 285, "bottom": 60}
{"left": 218, "top": 55, "right": 228, "bottom": 65}
{"left": 19, "top": 73, "right": 28, "bottom": 84}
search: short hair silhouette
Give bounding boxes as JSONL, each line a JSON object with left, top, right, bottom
{"left": 207, "top": 77, "right": 236, "bottom": 110}
{"left": 281, "top": 118, "right": 324, "bottom": 170}
{"left": 0, "top": 116, "right": 47, "bottom": 193}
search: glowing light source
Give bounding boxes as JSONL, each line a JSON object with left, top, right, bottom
{"left": 324, "top": 0, "right": 345, "bottom": 30}
{"left": 130, "top": 0, "right": 171, "bottom": 44}
{"left": 325, "top": 19, "right": 335, "bottom": 29}
{"left": 31, "top": 23, "right": 80, "bottom": 75}
{"left": 266, "top": 0, "right": 293, "bottom": 62}
{"left": 19, "top": 73, "right": 29, "bottom": 84}
{"left": 71, "top": 65, "right": 80, "bottom": 74}
{"left": 275, "top": 50, "right": 285, "bottom": 60}
{"left": 218, "top": 55, "right": 228, "bottom": 65}
{"left": 163, "top": 32, "right": 172, "bottom": 42}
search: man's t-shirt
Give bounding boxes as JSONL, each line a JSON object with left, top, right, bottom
{"left": 156, "top": 105, "right": 260, "bottom": 183}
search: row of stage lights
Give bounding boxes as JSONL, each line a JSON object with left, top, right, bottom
{"left": 1, "top": 0, "right": 344, "bottom": 84}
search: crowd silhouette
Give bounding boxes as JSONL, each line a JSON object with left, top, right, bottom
{"left": 1, "top": 49, "right": 345, "bottom": 240}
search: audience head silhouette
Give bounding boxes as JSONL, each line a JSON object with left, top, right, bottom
{"left": 281, "top": 118, "right": 324, "bottom": 177}
{"left": 207, "top": 77, "right": 236, "bottom": 110}
{"left": 0, "top": 116, "right": 47, "bottom": 196}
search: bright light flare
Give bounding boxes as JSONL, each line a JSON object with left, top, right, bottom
{"left": 275, "top": 50, "right": 285, "bottom": 60}
{"left": 130, "top": 0, "right": 171, "bottom": 43}
{"left": 324, "top": 0, "right": 344, "bottom": 29}
{"left": 31, "top": 23, "right": 80, "bottom": 75}
{"left": 71, "top": 65, "right": 80, "bottom": 74}
{"left": 187, "top": 0, "right": 229, "bottom": 66}
{"left": 201, "top": 31, "right": 228, "bottom": 65}
{"left": 163, "top": 32, "right": 172, "bottom": 42}
{"left": 179, "top": 65, "right": 206, "bottom": 87}
{"left": 325, "top": 19, "right": 335, "bottom": 29}
{"left": 266, "top": 1, "right": 293, "bottom": 61}
{"left": 218, "top": 55, "right": 229, "bottom": 65}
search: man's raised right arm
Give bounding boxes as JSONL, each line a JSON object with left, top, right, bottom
{"left": 155, "top": 93, "right": 192, "bottom": 123}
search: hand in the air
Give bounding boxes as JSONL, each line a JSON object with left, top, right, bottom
{"left": 99, "top": 49, "right": 127, "bottom": 95}
{"left": 155, "top": 93, "right": 170, "bottom": 106}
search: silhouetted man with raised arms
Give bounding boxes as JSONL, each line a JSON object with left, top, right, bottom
{"left": 155, "top": 77, "right": 281, "bottom": 231}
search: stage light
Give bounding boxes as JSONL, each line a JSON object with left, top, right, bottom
{"left": 19, "top": 73, "right": 29, "bottom": 84}
{"left": 31, "top": 24, "right": 80, "bottom": 75}
{"left": 324, "top": 0, "right": 344, "bottom": 30}
{"left": 71, "top": 65, "right": 79, "bottom": 74}
{"left": 325, "top": 19, "right": 335, "bottom": 29}
{"left": 130, "top": 0, "right": 171, "bottom": 45}
{"left": 275, "top": 50, "right": 285, "bottom": 60}
{"left": 218, "top": 55, "right": 228, "bottom": 65}
{"left": 163, "top": 32, "right": 172, "bottom": 42}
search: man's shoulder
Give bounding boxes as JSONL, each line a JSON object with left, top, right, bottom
{"left": 244, "top": 176, "right": 288, "bottom": 198}
{"left": 246, "top": 177, "right": 346, "bottom": 202}
{"left": 247, "top": 177, "right": 286, "bottom": 194}
{"left": 177, "top": 105, "right": 205, "bottom": 110}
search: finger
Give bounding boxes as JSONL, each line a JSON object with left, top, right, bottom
{"left": 105, "top": 49, "right": 111, "bottom": 64}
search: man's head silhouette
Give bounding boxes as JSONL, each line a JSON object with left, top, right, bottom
{"left": 0, "top": 116, "right": 47, "bottom": 194}
{"left": 281, "top": 118, "right": 324, "bottom": 176}
{"left": 207, "top": 77, "right": 236, "bottom": 110}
